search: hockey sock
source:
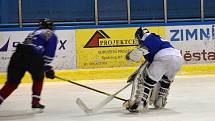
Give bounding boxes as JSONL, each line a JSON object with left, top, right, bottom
{"left": 158, "top": 76, "right": 171, "bottom": 97}
{"left": 160, "top": 76, "right": 171, "bottom": 88}
{"left": 142, "top": 76, "right": 157, "bottom": 102}
{"left": 0, "top": 82, "right": 19, "bottom": 103}
{"left": 32, "top": 80, "right": 43, "bottom": 105}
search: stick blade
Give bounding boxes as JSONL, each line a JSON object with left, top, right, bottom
{"left": 90, "top": 95, "right": 115, "bottom": 113}
{"left": 76, "top": 98, "right": 92, "bottom": 114}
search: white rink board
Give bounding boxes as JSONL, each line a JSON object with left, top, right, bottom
{"left": 52, "top": 30, "right": 76, "bottom": 70}
{"left": 166, "top": 24, "right": 215, "bottom": 64}
{"left": 0, "top": 30, "right": 76, "bottom": 72}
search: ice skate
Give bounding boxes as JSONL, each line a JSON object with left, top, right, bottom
{"left": 124, "top": 99, "right": 140, "bottom": 113}
{"left": 31, "top": 103, "right": 45, "bottom": 113}
{"left": 124, "top": 98, "right": 149, "bottom": 113}
{"left": 138, "top": 100, "right": 149, "bottom": 113}
{"left": 154, "top": 95, "right": 167, "bottom": 109}
{"left": 154, "top": 86, "right": 169, "bottom": 109}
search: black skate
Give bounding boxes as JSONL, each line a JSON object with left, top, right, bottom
{"left": 32, "top": 103, "right": 45, "bottom": 113}
{"left": 125, "top": 101, "right": 140, "bottom": 113}
{"left": 127, "top": 103, "right": 139, "bottom": 113}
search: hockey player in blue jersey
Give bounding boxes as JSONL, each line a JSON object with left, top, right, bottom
{"left": 0, "top": 18, "right": 58, "bottom": 110}
{"left": 124, "top": 27, "right": 183, "bottom": 112}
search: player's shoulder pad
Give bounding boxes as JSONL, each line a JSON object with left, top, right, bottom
{"left": 140, "top": 33, "right": 151, "bottom": 42}
{"left": 41, "top": 29, "right": 55, "bottom": 40}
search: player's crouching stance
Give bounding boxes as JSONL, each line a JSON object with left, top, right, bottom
{"left": 123, "top": 27, "right": 183, "bottom": 113}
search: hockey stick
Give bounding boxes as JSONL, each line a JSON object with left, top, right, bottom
{"left": 55, "top": 76, "right": 127, "bottom": 101}
{"left": 76, "top": 82, "right": 132, "bottom": 114}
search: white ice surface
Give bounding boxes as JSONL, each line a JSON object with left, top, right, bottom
{"left": 0, "top": 75, "right": 215, "bottom": 121}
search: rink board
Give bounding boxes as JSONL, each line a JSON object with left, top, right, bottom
{"left": 1, "top": 24, "right": 215, "bottom": 84}
{"left": 1, "top": 64, "right": 215, "bottom": 84}
{"left": 75, "top": 26, "right": 164, "bottom": 69}
{"left": 166, "top": 24, "right": 215, "bottom": 64}
{"left": 0, "top": 30, "right": 76, "bottom": 72}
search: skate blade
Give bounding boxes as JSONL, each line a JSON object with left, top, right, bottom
{"left": 31, "top": 108, "right": 44, "bottom": 113}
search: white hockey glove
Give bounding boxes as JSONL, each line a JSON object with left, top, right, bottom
{"left": 126, "top": 47, "right": 149, "bottom": 62}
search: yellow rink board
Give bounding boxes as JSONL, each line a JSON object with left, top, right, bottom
{"left": 0, "top": 64, "right": 215, "bottom": 84}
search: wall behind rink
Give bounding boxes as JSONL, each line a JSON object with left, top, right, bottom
{"left": 0, "top": 30, "right": 76, "bottom": 72}
{"left": 1, "top": 23, "right": 215, "bottom": 72}
{"left": 76, "top": 24, "right": 215, "bottom": 69}
{"left": 75, "top": 26, "right": 165, "bottom": 69}
{"left": 166, "top": 24, "right": 215, "bottom": 64}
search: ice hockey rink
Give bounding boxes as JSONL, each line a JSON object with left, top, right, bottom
{"left": 0, "top": 75, "right": 215, "bottom": 121}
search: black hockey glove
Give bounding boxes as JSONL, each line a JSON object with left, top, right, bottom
{"left": 45, "top": 69, "right": 55, "bottom": 79}
{"left": 123, "top": 100, "right": 139, "bottom": 113}
{"left": 127, "top": 103, "right": 139, "bottom": 113}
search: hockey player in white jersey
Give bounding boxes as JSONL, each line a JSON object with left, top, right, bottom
{"left": 124, "top": 27, "right": 183, "bottom": 113}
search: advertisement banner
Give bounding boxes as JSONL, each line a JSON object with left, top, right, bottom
{"left": 76, "top": 27, "right": 165, "bottom": 69}
{"left": 0, "top": 30, "right": 76, "bottom": 72}
{"left": 166, "top": 25, "right": 215, "bottom": 64}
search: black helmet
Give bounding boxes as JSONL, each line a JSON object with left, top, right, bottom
{"left": 135, "top": 27, "right": 149, "bottom": 40}
{"left": 38, "top": 18, "right": 54, "bottom": 30}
